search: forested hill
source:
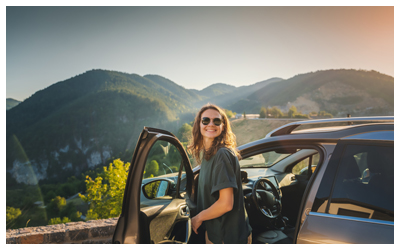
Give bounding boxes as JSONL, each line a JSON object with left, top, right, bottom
{"left": 6, "top": 69, "right": 393, "bottom": 185}
{"left": 6, "top": 70, "right": 203, "bottom": 185}
{"left": 228, "top": 69, "right": 394, "bottom": 116}
{"left": 7, "top": 70, "right": 198, "bottom": 138}
{"left": 6, "top": 69, "right": 278, "bottom": 185}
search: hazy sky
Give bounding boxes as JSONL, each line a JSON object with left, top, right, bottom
{"left": 6, "top": 6, "right": 394, "bottom": 101}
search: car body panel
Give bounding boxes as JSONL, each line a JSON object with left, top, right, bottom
{"left": 298, "top": 132, "right": 394, "bottom": 244}
{"left": 297, "top": 212, "right": 393, "bottom": 244}
{"left": 342, "top": 130, "right": 394, "bottom": 141}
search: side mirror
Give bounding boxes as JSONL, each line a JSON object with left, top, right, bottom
{"left": 361, "top": 168, "right": 370, "bottom": 184}
{"left": 362, "top": 168, "right": 370, "bottom": 179}
{"left": 142, "top": 179, "right": 175, "bottom": 199}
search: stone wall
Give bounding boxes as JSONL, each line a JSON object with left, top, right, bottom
{"left": 6, "top": 217, "right": 118, "bottom": 244}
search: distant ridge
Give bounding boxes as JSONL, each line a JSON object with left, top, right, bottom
{"left": 197, "top": 83, "right": 236, "bottom": 97}
{"left": 192, "top": 78, "right": 283, "bottom": 108}
{"left": 143, "top": 74, "right": 202, "bottom": 102}
{"left": 6, "top": 98, "right": 21, "bottom": 110}
{"left": 229, "top": 69, "right": 393, "bottom": 117}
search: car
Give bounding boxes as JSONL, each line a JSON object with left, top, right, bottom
{"left": 112, "top": 117, "right": 394, "bottom": 244}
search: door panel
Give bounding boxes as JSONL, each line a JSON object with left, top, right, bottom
{"left": 297, "top": 212, "right": 393, "bottom": 243}
{"left": 113, "top": 127, "right": 193, "bottom": 244}
{"left": 147, "top": 199, "right": 190, "bottom": 243}
{"left": 138, "top": 198, "right": 191, "bottom": 243}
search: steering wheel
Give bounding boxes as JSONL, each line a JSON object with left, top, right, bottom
{"left": 251, "top": 178, "right": 282, "bottom": 219}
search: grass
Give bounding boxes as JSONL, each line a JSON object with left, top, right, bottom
{"left": 231, "top": 118, "right": 303, "bottom": 146}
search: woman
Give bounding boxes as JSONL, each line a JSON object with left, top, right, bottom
{"left": 187, "top": 104, "right": 252, "bottom": 244}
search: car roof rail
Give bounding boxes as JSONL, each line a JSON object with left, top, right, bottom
{"left": 265, "top": 116, "right": 394, "bottom": 137}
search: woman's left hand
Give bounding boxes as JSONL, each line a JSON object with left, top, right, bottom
{"left": 191, "top": 214, "right": 203, "bottom": 234}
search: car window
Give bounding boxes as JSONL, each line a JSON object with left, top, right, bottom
{"left": 140, "top": 140, "right": 183, "bottom": 206}
{"left": 143, "top": 140, "right": 182, "bottom": 179}
{"left": 328, "top": 144, "right": 393, "bottom": 222}
{"left": 239, "top": 151, "right": 291, "bottom": 168}
{"left": 292, "top": 153, "right": 320, "bottom": 175}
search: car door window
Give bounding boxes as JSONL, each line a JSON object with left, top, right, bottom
{"left": 143, "top": 140, "right": 182, "bottom": 179}
{"left": 328, "top": 144, "right": 393, "bottom": 222}
{"left": 141, "top": 140, "right": 183, "bottom": 205}
{"left": 292, "top": 153, "right": 320, "bottom": 175}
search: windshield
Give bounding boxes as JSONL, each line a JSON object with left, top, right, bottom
{"left": 239, "top": 151, "right": 291, "bottom": 168}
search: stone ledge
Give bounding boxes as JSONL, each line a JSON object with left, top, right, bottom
{"left": 6, "top": 217, "right": 119, "bottom": 244}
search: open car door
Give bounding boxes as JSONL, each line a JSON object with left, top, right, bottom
{"left": 113, "top": 127, "right": 194, "bottom": 244}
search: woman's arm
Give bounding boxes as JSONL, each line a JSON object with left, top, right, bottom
{"left": 191, "top": 187, "right": 234, "bottom": 234}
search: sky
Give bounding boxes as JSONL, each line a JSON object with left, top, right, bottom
{"left": 6, "top": 4, "right": 395, "bottom": 101}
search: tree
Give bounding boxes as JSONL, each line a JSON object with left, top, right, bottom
{"left": 318, "top": 111, "right": 333, "bottom": 118}
{"left": 143, "top": 181, "right": 161, "bottom": 199}
{"left": 224, "top": 109, "right": 236, "bottom": 119}
{"left": 44, "top": 190, "right": 57, "bottom": 204}
{"left": 79, "top": 159, "right": 130, "bottom": 220}
{"left": 45, "top": 195, "right": 83, "bottom": 225}
{"left": 294, "top": 114, "right": 309, "bottom": 119}
{"left": 268, "top": 107, "right": 283, "bottom": 118}
{"left": 6, "top": 207, "right": 21, "bottom": 224}
{"left": 46, "top": 196, "right": 67, "bottom": 220}
{"left": 259, "top": 107, "right": 267, "bottom": 118}
{"left": 144, "top": 160, "right": 159, "bottom": 178}
{"left": 177, "top": 123, "right": 192, "bottom": 142}
{"left": 288, "top": 105, "right": 297, "bottom": 118}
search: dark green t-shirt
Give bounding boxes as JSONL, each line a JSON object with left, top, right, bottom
{"left": 196, "top": 147, "right": 252, "bottom": 244}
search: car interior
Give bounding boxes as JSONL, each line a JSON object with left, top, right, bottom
{"left": 187, "top": 146, "right": 322, "bottom": 244}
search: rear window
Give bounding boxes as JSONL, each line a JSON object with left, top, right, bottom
{"left": 328, "top": 144, "right": 393, "bottom": 221}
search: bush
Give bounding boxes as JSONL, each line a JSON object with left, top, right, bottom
{"left": 6, "top": 206, "right": 21, "bottom": 223}
{"left": 288, "top": 105, "right": 297, "bottom": 118}
{"left": 44, "top": 190, "right": 57, "bottom": 203}
{"left": 79, "top": 159, "right": 130, "bottom": 220}
{"left": 144, "top": 160, "right": 159, "bottom": 178}
{"left": 294, "top": 114, "right": 308, "bottom": 119}
{"left": 177, "top": 123, "right": 192, "bottom": 142}
{"left": 259, "top": 107, "right": 267, "bottom": 118}
{"left": 48, "top": 217, "right": 71, "bottom": 225}
{"left": 45, "top": 196, "right": 67, "bottom": 220}
{"left": 224, "top": 109, "right": 236, "bottom": 119}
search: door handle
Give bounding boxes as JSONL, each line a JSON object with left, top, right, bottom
{"left": 180, "top": 205, "right": 190, "bottom": 217}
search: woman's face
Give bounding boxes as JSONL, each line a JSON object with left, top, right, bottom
{"left": 200, "top": 108, "right": 224, "bottom": 140}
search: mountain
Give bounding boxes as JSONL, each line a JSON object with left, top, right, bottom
{"left": 143, "top": 74, "right": 203, "bottom": 102}
{"left": 229, "top": 69, "right": 394, "bottom": 116}
{"left": 6, "top": 69, "right": 393, "bottom": 185}
{"left": 6, "top": 70, "right": 201, "bottom": 185}
{"left": 197, "top": 83, "right": 237, "bottom": 97}
{"left": 193, "top": 78, "right": 283, "bottom": 108}
{"left": 6, "top": 98, "right": 21, "bottom": 110}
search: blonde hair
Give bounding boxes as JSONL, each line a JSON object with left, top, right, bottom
{"left": 187, "top": 104, "right": 240, "bottom": 165}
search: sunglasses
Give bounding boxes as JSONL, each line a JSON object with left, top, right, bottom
{"left": 201, "top": 117, "right": 222, "bottom": 126}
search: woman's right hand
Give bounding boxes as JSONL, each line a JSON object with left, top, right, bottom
{"left": 191, "top": 214, "right": 203, "bottom": 234}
